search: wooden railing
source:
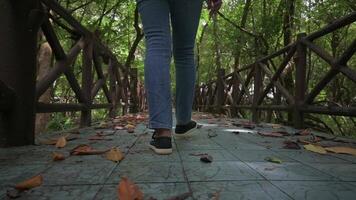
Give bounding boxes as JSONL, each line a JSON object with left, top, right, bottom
{"left": 0, "top": 0, "right": 145, "bottom": 146}
{"left": 194, "top": 11, "right": 356, "bottom": 128}
{"left": 35, "top": 0, "right": 145, "bottom": 125}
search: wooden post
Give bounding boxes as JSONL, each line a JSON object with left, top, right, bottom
{"left": 129, "top": 68, "right": 139, "bottom": 113}
{"left": 108, "top": 59, "right": 117, "bottom": 118}
{"left": 231, "top": 71, "right": 240, "bottom": 117}
{"left": 0, "top": 0, "right": 41, "bottom": 146}
{"left": 252, "top": 63, "right": 262, "bottom": 123}
{"left": 215, "top": 69, "right": 225, "bottom": 113}
{"left": 293, "top": 33, "right": 307, "bottom": 128}
{"left": 80, "top": 38, "right": 93, "bottom": 127}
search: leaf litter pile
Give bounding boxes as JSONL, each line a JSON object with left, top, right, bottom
{"left": 7, "top": 114, "right": 157, "bottom": 199}
{"left": 230, "top": 120, "right": 356, "bottom": 157}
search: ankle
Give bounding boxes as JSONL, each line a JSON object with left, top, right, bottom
{"left": 155, "top": 128, "right": 171, "bottom": 137}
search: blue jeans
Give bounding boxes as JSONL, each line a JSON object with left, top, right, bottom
{"left": 137, "top": 0, "right": 203, "bottom": 129}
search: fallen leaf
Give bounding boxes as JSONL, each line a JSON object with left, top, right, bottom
{"left": 264, "top": 167, "right": 277, "bottom": 171}
{"left": 325, "top": 146, "right": 356, "bottom": 156}
{"left": 200, "top": 155, "right": 213, "bottom": 163}
{"left": 106, "top": 148, "right": 125, "bottom": 162}
{"left": 265, "top": 156, "right": 282, "bottom": 164}
{"left": 258, "top": 132, "right": 284, "bottom": 137}
{"left": 274, "top": 130, "right": 290, "bottom": 136}
{"left": 52, "top": 152, "right": 65, "bottom": 161}
{"left": 210, "top": 190, "right": 221, "bottom": 200}
{"left": 283, "top": 141, "right": 301, "bottom": 149}
{"left": 296, "top": 129, "right": 311, "bottom": 136}
{"left": 271, "top": 124, "right": 282, "bottom": 129}
{"left": 297, "top": 138, "right": 311, "bottom": 145}
{"left": 70, "top": 144, "right": 108, "bottom": 155}
{"left": 95, "top": 122, "right": 109, "bottom": 129}
{"left": 208, "top": 132, "right": 218, "bottom": 138}
{"left": 55, "top": 136, "right": 67, "bottom": 148}
{"left": 125, "top": 124, "right": 135, "bottom": 130}
{"left": 114, "top": 125, "right": 124, "bottom": 130}
{"left": 118, "top": 177, "right": 143, "bottom": 200}
{"left": 15, "top": 175, "right": 43, "bottom": 191}
{"left": 304, "top": 144, "right": 327, "bottom": 154}
{"left": 189, "top": 153, "right": 208, "bottom": 157}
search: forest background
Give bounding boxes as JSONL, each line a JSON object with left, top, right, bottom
{"left": 36, "top": 0, "right": 356, "bottom": 138}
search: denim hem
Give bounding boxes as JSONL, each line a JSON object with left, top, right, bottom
{"left": 149, "top": 122, "right": 172, "bottom": 130}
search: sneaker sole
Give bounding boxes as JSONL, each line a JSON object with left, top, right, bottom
{"left": 174, "top": 124, "right": 198, "bottom": 138}
{"left": 149, "top": 144, "right": 173, "bottom": 155}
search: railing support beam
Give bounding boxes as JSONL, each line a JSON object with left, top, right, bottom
{"left": 0, "top": 0, "right": 41, "bottom": 146}
{"left": 293, "top": 33, "right": 307, "bottom": 129}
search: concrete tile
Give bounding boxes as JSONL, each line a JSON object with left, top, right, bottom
{"left": 106, "top": 161, "right": 185, "bottom": 183}
{"left": 183, "top": 161, "right": 264, "bottom": 181}
{"left": 179, "top": 149, "right": 238, "bottom": 162}
{"left": 246, "top": 162, "right": 335, "bottom": 181}
{"left": 94, "top": 183, "right": 190, "bottom": 200}
{"left": 230, "top": 150, "right": 296, "bottom": 162}
{"left": 125, "top": 149, "right": 180, "bottom": 162}
{"left": 175, "top": 139, "right": 223, "bottom": 150}
{"left": 272, "top": 181, "right": 356, "bottom": 200}
{"left": 305, "top": 163, "right": 356, "bottom": 181}
{"left": 330, "top": 154, "right": 356, "bottom": 163}
{"left": 278, "top": 150, "right": 349, "bottom": 164}
{"left": 15, "top": 185, "right": 101, "bottom": 200}
{"left": 0, "top": 164, "right": 49, "bottom": 187}
{"left": 191, "top": 181, "right": 292, "bottom": 200}
{"left": 42, "top": 162, "right": 116, "bottom": 185}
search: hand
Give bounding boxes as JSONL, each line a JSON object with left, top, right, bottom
{"left": 207, "top": 0, "right": 222, "bottom": 17}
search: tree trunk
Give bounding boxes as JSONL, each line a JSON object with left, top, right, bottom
{"left": 35, "top": 42, "right": 53, "bottom": 134}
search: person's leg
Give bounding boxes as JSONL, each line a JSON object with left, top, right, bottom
{"left": 137, "top": 0, "right": 172, "bottom": 133}
{"left": 170, "top": 0, "right": 203, "bottom": 125}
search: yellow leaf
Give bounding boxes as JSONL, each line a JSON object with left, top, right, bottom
{"left": 325, "top": 146, "right": 356, "bottom": 156}
{"left": 304, "top": 144, "right": 327, "bottom": 154}
{"left": 55, "top": 136, "right": 67, "bottom": 148}
{"left": 125, "top": 124, "right": 135, "bottom": 129}
{"left": 106, "top": 148, "right": 125, "bottom": 162}
{"left": 52, "top": 152, "right": 65, "bottom": 161}
{"left": 15, "top": 175, "right": 43, "bottom": 191}
{"left": 118, "top": 177, "right": 143, "bottom": 200}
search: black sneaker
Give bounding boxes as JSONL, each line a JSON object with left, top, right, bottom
{"left": 149, "top": 132, "right": 172, "bottom": 155}
{"left": 174, "top": 121, "right": 198, "bottom": 137}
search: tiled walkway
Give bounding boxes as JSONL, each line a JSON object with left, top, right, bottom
{"left": 1, "top": 113, "right": 356, "bottom": 199}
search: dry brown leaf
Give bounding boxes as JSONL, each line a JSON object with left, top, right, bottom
{"left": 258, "top": 132, "right": 284, "bottom": 137}
{"left": 55, "top": 136, "right": 67, "bottom": 148}
{"left": 325, "top": 146, "right": 356, "bottom": 156}
{"left": 70, "top": 144, "right": 108, "bottom": 155}
{"left": 52, "top": 152, "right": 65, "bottom": 161}
{"left": 304, "top": 144, "right": 327, "bottom": 154}
{"left": 106, "top": 148, "right": 125, "bottom": 162}
{"left": 283, "top": 141, "right": 301, "bottom": 149}
{"left": 118, "top": 177, "right": 143, "bottom": 200}
{"left": 297, "top": 129, "right": 311, "bottom": 136}
{"left": 15, "top": 175, "right": 43, "bottom": 191}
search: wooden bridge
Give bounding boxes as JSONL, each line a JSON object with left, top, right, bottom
{"left": 0, "top": 0, "right": 355, "bottom": 147}
{"left": 0, "top": 0, "right": 356, "bottom": 199}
